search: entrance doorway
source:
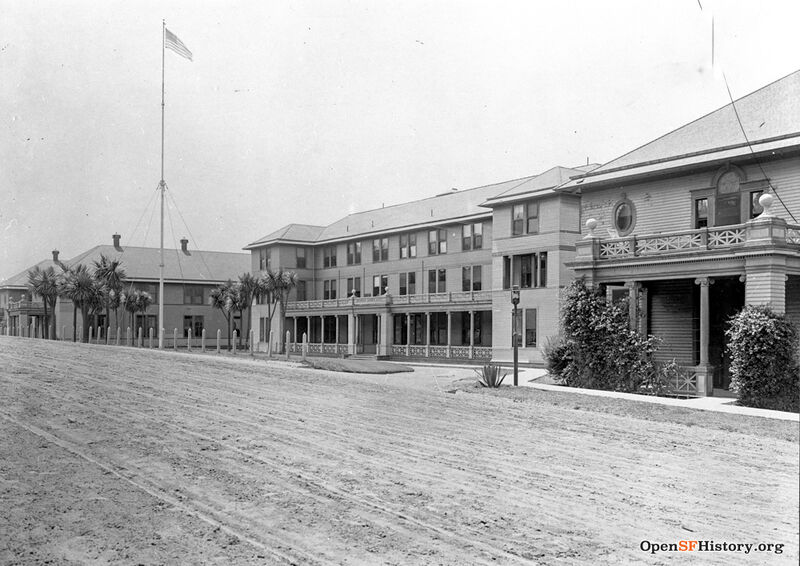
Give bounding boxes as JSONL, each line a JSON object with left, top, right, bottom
{"left": 708, "top": 276, "right": 745, "bottom": 389}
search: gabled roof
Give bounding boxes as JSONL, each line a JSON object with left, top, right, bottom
{"left": 245, "top": 175, "right": 551, "bottom": 248}
{"left": 244, "top": 224, "right": 326, "bottom": 249}
{"left": 0, "top": 258, "right": 64, "bottom": 289}
{"left": 64, "top": 245, "right": 250, "bottom": 283}
{"left": 560, "top": 69, "right": 800, "bottom": 190}
{"left": 481, "top": 166, "right": 593, "bottom": 207}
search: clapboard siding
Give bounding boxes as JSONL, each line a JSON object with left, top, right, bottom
{"left": 648, "top": 280, "right": 696, "bottom": 366}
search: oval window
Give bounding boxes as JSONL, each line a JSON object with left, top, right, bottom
{"left": 613, "top": 200, "right": 635, "bottom": 236}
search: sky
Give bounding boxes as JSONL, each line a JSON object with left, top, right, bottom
{"left": 2, "top": 0, "right": 799, "bottom": 281}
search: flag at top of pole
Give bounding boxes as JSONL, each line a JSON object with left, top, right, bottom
{"left": 165, "top": 28, "right": 193, "bottom": 61}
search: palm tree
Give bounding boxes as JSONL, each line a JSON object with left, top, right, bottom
{"left": 210, "top": 281, "right": 236, "bottom": 350}
{"left": 27, "top": 265, "right": 60, "bottom": 339}
{"left": 58, "top": 264, "right": 99, "bottom": 342}
{"left": 258, "top": 267, "right": 297, "bottom": 353}
{"left": 93, "top": 254, "right": 126, "bottom": 329}
{"left": 254, "top": 271, "right": 280, "bottom": 347}
{"left": 237, "top": 272, "right": 258, "bottom": 348}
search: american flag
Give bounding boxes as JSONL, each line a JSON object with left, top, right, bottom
{"left": 165, "top": 28, "right": 193, "bottom": 61}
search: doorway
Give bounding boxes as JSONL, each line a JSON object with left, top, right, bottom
{"left": 708, "top": 276, "right": 745, "bottom": 389}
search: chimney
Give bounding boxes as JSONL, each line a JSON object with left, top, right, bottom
{"left": 52, "top": 250, "right": 59, "bottom": 262}
{"left": 112, "top": 233, "right": 122, "bottom": 250}
{"left": 180, "top": 237, "right": 190, "bottom": 255}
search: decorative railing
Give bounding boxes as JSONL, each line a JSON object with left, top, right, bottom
{"left": 391, "top": 345, "right": 406, "bottom": 356}
{"left": 7, "top": 299, "right": 45, "bottom": 311}
{"left": 473, "top": 347, "right": 493, "bottom": 360}
{"left": 670, "top": 371, "right": 698, "bottom": 395}
{"left": 409, "top": 345, "right": 427, "bottom": 356}
{"left": 429, "top": 346, "right": 448, "bottom": 357}
{"left": 599, "top": 225, "right": 747, "bottom": 259}
{"left": 288, "top": 290, "right": 491, "bottom": 311}
{"left": 788, "top": 224, "right": 800, "bottom": 245}
{"left": 451, "top": 346, "right": 470, "bottom": 358}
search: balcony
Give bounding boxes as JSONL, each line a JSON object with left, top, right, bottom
{"left": 286, "top": 290, "right": 492, "bottom": 312}
{"left": 7, "top": 299, "right": 45, "bottom": 312}
{"left": 575, "top": 217, "right": 800, "bottom": 263}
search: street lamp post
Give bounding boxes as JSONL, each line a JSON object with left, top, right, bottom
{"left": 511, "top": 285, "right": 520, "bottom": 386}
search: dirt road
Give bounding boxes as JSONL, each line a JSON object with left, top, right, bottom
{"left": 1, "top": 337, "right": 797, "bottom": 564}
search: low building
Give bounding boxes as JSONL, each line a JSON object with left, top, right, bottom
{"left": 2, "top": 234, "right": 251, "bottom": 343}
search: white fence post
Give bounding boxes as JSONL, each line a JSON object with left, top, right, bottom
{"left": 232, "top": 331, "right": 238, "bottom": 355}
{"left": 285, "top": 331, "right": 291, "bottom": 360}
{"left": 267, "top": 331, "right": 273, "bottom": 358}
{"left": 138, "top": 327, "right": 143, "bottom": 347}
{"left": 216, "top": 329, "right": 221, "bottom": 353}
{"left": 250, "top": 329, "right": 255, "bottom": 357}
{"left": 149, "top": 327, "right": 154, "bottom": 349}
{"left": 202, "top": 328, "right": 206, "bottom": 353}
{"left": 88, "top": 326, "right": 93, "bottom": 344}
{"left": 302, "top": 332, "right": 308, "bottom": 361}
{"left": 187, "top": 328, "right": 192, "bottom": 352}
{"left": 173, "top": 328, "right": 178, "bottom": 350}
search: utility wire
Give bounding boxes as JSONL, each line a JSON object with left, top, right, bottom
{"left": 167, "top": 189, "right": 215, "bottom": 281}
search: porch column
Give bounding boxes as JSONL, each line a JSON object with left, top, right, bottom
{"left": 335, "top": 315, "right": 340, "bottom": 349}
{"left": 306, "top": 316, "right": 311, "bottom": 343}
{"left": 406, "top": 312, "right": 412, "bottom": 356}
{"left": 347, "top": 313, "right": 356, "bottom": 355}
{"left": 694, "top": 277, "right": 714, "bottom": 396}
{"left": 625, "top": 281, "right": 643, "bottom": 334}
{"left": 744, "top": 258, "right": 787, "bottom": 313}
{"left": 446, "top": 311, "right": 452, "bottom": 358}
{"left": 469, "top": 310, "right": 475, "bottom": 359}
{"left": 321, "top": 316, "right": 325, "bottom": 345}
{"left": 425, "top": 312, "right": 431, "bottom": 357}
{"left": 293, "top": 317, "right": 298, "bottom": 344}
{"left": 377, "top": 312, "right": 392, "bottom": 357}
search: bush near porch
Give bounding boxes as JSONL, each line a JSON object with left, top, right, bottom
{"left": 544, "top": 279, "right": 667, "bottom": 394}
{"left": 726, "top": 305, "right": 800, "bottom": 413}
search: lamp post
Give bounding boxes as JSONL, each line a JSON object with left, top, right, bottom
{"left": 511, "top": 285, "right": 520, "bottom": 386}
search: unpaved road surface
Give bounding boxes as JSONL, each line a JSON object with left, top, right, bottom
{"left": 1, "top": 337, "right": 797, "bottom": 565}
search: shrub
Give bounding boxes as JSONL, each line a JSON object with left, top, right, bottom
{"left": 726, "top": 305, "right": 799, "bottom": 412}
{"left": 475, "top": 364, "right": 507, "bottom": 388}
{"left": 549, "top": 279, "right": 661, "bottom": 393}
{"left": 639, "top": 359, "right": 690, "bottom": 397}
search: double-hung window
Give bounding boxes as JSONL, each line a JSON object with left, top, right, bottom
{"left": 428, "top": 228, "right": 447, "bottom": 255}
{"left": 461, "top": 222, "right": 483, "bottom": 251}
{"left": 372, "top": 237, "right": 388, "bottom": 262}
{"left": 295, "top": 247, "right": 306, "bottom": 268}
{"left": 428, "top": 269, "right": 446, "bottom": 294}
{"left": 399, "top": 233, "right": 417, "bottom": 259}
{"left": 461, "top": 265, "right": 482, "bottom": 292}
{"left": 346, "top": 242, "right": 361, "bottom": 265}
{"left": 323, "top": 246, "right": 337, "bottom": 268}
{"left": 512, "top": 203, "right": 539, "bottom": 235}
{"left": 399, "top": 272, "right": 416, "bottom": 296}
{"left": 372, "top": 274, "right": 388, "bottom": 296}
{"left": 323, "top": 279, "right": 337, "bottom": 300}
{"left": 346, "top": 277, "right": 361, "bottom": 297}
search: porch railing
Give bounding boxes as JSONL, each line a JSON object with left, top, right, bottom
{"left": 599, "top": 225, "right": 747, "bottom": 259}
{"left": 287, "top": 290, "right": 492, "bottom": 311}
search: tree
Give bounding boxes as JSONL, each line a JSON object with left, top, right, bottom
{"left": 272, "top": 268, "right": 298, "bottom": 353}
{"left": 58, "top": 264, "right": 101, "bottom": 342}
{"left": 27, "top": 265, "right": 60, "bottom": 339}
{"left": 121, "top": 289, "right": 153, "bottom": 337}
{"left": 210, "top": 281, "right": 236, "bottom": 350}
{"left": 256, "top": 268, "right": 298, "bottom": 352}
{"left": 237, "top": 272, "right": 258, "bottom": 348}
{"left": 93, "top": 254, "right": 127, "bottom": 329}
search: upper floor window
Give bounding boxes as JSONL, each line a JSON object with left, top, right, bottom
{"left": 295, "top": 280, "right": 307, "bottom": 301}
{"left": 461, "top": 265, "right": 482, "bottom": 292}
{"left": 323, "top": 279, "right": 337, "bottom": 300}
{"left": 428, "top": 228, "right": 447, "bottom": 255}
{"left": 399, "top": 272, "right": 416, "bottom": 296}
{"left": 399, "top": 232, "right": 417, "bottom": 259}
{"left": 372, "top": 274, "right": 388, "bottom": 296}
{"left": 694, "top": 198, "right": 709, "bottom": 229}
{"left": 462, "top": 222, "right": 483, "bottom": 251}
{"left": 346, "top": 277, "right": 361, "bottom": 297}
{"left": 183, "top": 285, "right": 204, "bottom": 305}
{"left": 259, "top": 248, "right": 271, "bottom": 271}
{"left": 505, "top": 252, "right": 548, "bottom": 289}
{"left": 613, "top": 198, "right": 635, "bottom": 236}
{"left": 428, "top": 268, "right": 446, "bottom": 294}
{"left": 512, "top": 203, "right": 539, "bottom": 235}
{"left": 346, "top": 242, "right": 361, "bottom": 265}
{"left": 372, "top": 237, "right": 389, "bottom": 262}
{"left": 749, "top": 190, "right": 764, "bottom": 219}
{"left": 323, "top": 246, "right": 337, "bottom": 268}
{"left": 295, "top": 247, "right": 307, "bottom": 269}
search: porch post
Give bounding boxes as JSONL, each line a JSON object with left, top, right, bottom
{"left": 446, "top": 311, "right": 452, "bottom": 358}
{"left": 406, "top": 312, "right": 412, "bottom": 356}
{"left": 321, "top": 316, "right": 326, "bottom": 346}
{"left": 469, "top": 310, "right": 475, "bottom": 359}
{"left": 425, "top": 312, "right": 431, "bottom": 357}
{"left": 293, "top": 317, "right": 298, "bottom": 345}
{"left": 694, "top": 277, "right": 714, "bottom": 396}
{"left": 306, "top": 315, "right": 311, "bottom": 344}
{"left": 347, "top": 312, "right": 356, "bottom": 355}
{"left": 335, "top": 315, "right": 340, "bottom": 351}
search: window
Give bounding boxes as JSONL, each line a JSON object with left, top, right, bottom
{"left": 428, "top": 269, "right": 446, "bottom": 294}
{"left": 694, "top": 198, "right": 709, "bottom": 229}
{"left": 749, "top": 190, "right": 764, "bottom": 219}
{"left": 372, "top": 274, "right": 388, "bottom": 296}
{"left": 323, "top": 279, "right": 337, "bottom": 300}
{"left": 372, "top": 237, "right": 389, "bottom": 262}
{"left": 347, "top": 242, "right": 361, "bottom": 265}
{"left": 428, "top": 228, "right": 447, "bottom": 255}
{"left": 715, "top": 171, "right": 742, "bottom": 226}
{"left": 346, "top": 277, "right": 361, "bottom": 297}
{"left": 527, "top": 203, "right": 539, "bottom": 234}
{"left": 461, "top": 222, "right": 483, "bottom": 250}
{"left": 399, "top": 272, "right": 416, "bottom": 296}
{"left": 296, "top": 280, "right": 307, "bottom": 301}
{"left": 400, "top": 232, "right": 417, "bottom": 259}
{"left": 323, "top": 246, "right": 337, "bottom": 268}
{"left": 183, "top": 285, "right": 204, "bottom": 305}
{"left": 525, "top": 309, "right": 537, "bottom": 347}
{"left": 141, "top": 284, "right": 158, "bottom": 305}
{"left": 259, "top": 248, "right": 271, "bottom": 271}
{"left": 183, "top": 315, "right": 204, "bottom": 338}
{"left": 296, "top": 247, "right": 306, "bottom": 269}
{"left": 461, "top": 265, "right": 482, "bottom": 292}
{"left": 613, "top": 199, "right": 635, "bottom": 236}
{"left": 429, "top": 312, "right": 448, "bottom": 345}
{"left": 510, "top": 252, "right": 547, "bottom": 288}
{"left": 512, "top": 204, "right": 525, "bottom": 235}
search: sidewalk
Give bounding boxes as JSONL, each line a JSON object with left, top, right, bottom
{"left": 514, "top": 368, "right": 799, "bottom": 422}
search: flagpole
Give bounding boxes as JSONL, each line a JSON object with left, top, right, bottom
{"left": 158, "top": 20, "right": 166, "bottom": 349}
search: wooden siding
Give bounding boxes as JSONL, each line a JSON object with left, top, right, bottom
{"left": 648, "top": 280, "right": 695, "bottom": 367}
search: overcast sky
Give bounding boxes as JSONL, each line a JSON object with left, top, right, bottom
{"left": 2, "top": 0, "right": 799, "bottom": 281}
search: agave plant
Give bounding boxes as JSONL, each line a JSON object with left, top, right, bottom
{"left": 475, "top": 363, "right": 507, "bottom": 388}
